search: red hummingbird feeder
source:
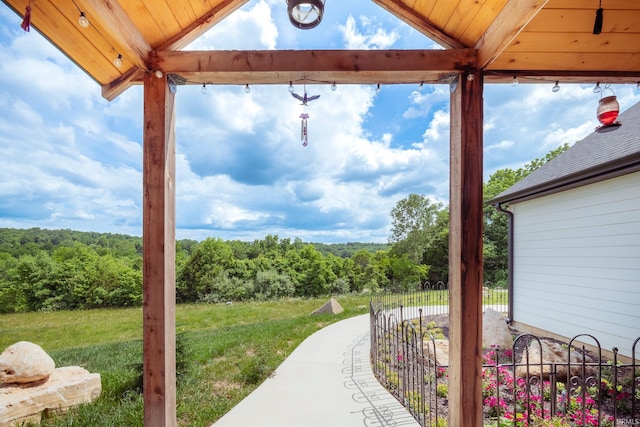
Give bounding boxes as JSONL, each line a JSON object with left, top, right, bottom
{"left": 595, "top": 87, "right": 622, "bottom": 133}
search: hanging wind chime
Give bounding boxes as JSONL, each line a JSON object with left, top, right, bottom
{"left": 21, "top": 0, "right": 32, "bottom": 32}
{"left": 299, "top": 113, "right": 309, "bottom": 146}
{"left": 290, "top": 84, "right": 320, "bottom": 147}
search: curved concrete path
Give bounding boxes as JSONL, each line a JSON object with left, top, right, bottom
{"left": 212, "top": 313, "right": 420, "bottom": 427}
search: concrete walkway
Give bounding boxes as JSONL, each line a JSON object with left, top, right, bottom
{"left": 212, "top": 313, "right": 420, "bottom": 427}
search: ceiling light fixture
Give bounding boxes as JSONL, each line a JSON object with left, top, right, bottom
{"left": 244, "top": 84, "right": 251, "bottom": 94}
{"left": 330, "top": 82, "right": 337, "bottom": 91}
{"left": 287, "top": 0, "right": 325, "bottom": 30}
{"left": 78, "top": 12, "right": 90, "bottom": 28}
{"left": 288, "top": 81, "right": 294, "bottom": 93}
{"left": 201, "top": 83, "right": 207, "bottom": 95}
{"left": 376, "top": 83, "right": 381, "bottom": 95}
{"left": 511, "top": 76, "right": 518, "bottom": 86}
{"left": 593, "top": 82, "right": 601, "bottom": 93}
{"left": 552, "top": 81, "right": 560, "bottom": 92}
{"left": 113, "top": 54, "right": 123, "bottom": 68}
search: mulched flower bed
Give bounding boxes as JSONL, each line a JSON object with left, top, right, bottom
{"left": 376, "top": 314, "right": 639, "bottom": 427}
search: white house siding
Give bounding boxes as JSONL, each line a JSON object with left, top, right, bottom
{"left": 511, "top": 171, "right": 640, "bottom": 359}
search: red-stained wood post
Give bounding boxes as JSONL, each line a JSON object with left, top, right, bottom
{"left": 142, "top": 73, "right": 177, "bottom": 427}
{"left": 448, "top": 70, "right": 484, "bottom": 427}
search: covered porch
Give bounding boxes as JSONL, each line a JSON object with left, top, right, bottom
{"left": 2, "top": 0, "right": 638, "bottom": 425}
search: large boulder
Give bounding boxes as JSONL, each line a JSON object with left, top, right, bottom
{"left": 0, "top": 366, "right": 102, "bottom": 426}
{"left": 515, "top": 339, "right": 594, "bottom": 380}
{"left": 0, "top": 342, "right": 55, "bottom": 384}
{"left": 482, "top": 308, "right": 513, "bottom": 350}
{"left": 422, "top": 339, "right": 449, "bottom": 366}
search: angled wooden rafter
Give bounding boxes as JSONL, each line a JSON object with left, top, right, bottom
{"left": 475, "top": 0, "right": 549, "bottom": 69}
{"left": 371, "top": 0, "right": 466, "bottom": 49}
{"left": 102, "top": 67, "right": 145, "bottom": 101}
{"left": 78, "top": 0, "right": 153, "bottom": 100}
{"left": 79, "top": 0, "right": 152, "bottom": 66}
{"left": 159, "top": 0, "right": 249, "bottom": 50}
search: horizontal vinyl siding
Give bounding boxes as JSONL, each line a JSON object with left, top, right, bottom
{"left": 512, "top": 172, "right": 640, "bottom": 358}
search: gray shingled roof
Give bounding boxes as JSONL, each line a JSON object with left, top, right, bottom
{"left": 488, "top": 100, "right": 640, "bottom": 205}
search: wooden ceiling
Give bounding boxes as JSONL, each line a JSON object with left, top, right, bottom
{"left": 2, "top": 0, "right": 639, "bottom": 100}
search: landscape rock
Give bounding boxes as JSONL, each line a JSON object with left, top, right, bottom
{"left": 0, "top": 366, "right": 101, "bottom": 426}
{"left": 311, "top": 298, "right": 344, "bottom": 315}
{"left": 0, "top": 342, "right": 55, "bottom": 384}
{"left": 482, "top": 308, "right": 513, "bottom": 350}
{"left": 515, "top": 339, "right": 594, "bottom": 380}
{"left": 423, "top": 339, "right": 449, "bottom": 366}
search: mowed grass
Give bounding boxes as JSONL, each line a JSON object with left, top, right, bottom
{"left": 0, "top": 295, "right": 371, "bottom": 426}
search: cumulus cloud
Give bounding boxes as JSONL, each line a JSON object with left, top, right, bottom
{"left": 186, "top": 1, "right": 278, "bottom": 50}
{"left": 339, "top": 15, "right": 400, "bottom": 49}
{"left": 485, "top": 140, "right": 515, "bottom": 152}
{"left": 1, "top": 4, "right": 639, "bottom": 243}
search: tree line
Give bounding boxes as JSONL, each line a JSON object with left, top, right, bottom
{"left": 0, "top": 230, "right": 400, "bottom": 312}
{"left": 0, "top": 144, "right": 568, "bottom": 313}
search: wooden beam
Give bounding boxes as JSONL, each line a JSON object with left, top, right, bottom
{"left": 484, "top": 69, "right": 640, "bottom": 84}
{"left": 475, "top": 0, "right": 549, "bottom": 69}
{"left": 160, "top": 0, "right": 250, "bottom": 50}
{"left": 488, "top": 51, "right": 640, "bottom": 73}
{"left": 142, "top": 73, "right": 177, "bottom": 427}
{"left": 79, "top": 0, "right": 153, "bottom": 69}
{"left": 370, "top": 0, "right": 466, "bottom": 49}
{"left": 102, "top": 67, "right": 144, "bottom": 101}
{"left": 152, "top": 49, "right": 477, "bottom": 85}
{"left": 448, "top": 70, "right": 484, "bottom": 427}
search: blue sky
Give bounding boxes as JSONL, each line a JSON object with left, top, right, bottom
{"left": 0, "top": 0, "right": 638, "bottom": 243}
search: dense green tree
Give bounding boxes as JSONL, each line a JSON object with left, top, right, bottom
{"left": 14, "top": 251, "right": 56, "bottom": 311}
{"left": 254, "top": 270, "right": 295, "bottom": 300}
{"left": 387, "top": 254, "right": 428, "bottom": 291}
{"left": 389, "top": 194, "right": 445, "bottom": 265}
{"left": 350, "top": 250, "right": 389, "bottom": 292}
{"left": 422, "top": 208, "right": 449, "bottom": 284}
{"left": 177, "top": 238, "right": 236, "bottom": 302}
{"left": 313, "top": 242, "right": 390, "bottom": 258}
{"left": 290, "top": 245, "right": 337, "bottom": 297}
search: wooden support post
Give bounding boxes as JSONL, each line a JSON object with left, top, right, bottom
{"left": 448, "top": 71, "right": 484, "bottom": 427}
{"left": 142, "top": 73, "right": 177, "bottom": 427}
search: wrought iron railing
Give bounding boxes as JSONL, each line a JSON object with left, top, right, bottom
{"left": 370, "top": 289, "right": 640, "bottom": 427}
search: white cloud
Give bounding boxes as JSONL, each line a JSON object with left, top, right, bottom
{"left": 187, "top": 1, "right": 278, "bottom": 50}
{"left": 1, "top": 3, "right": 640, "bottom": 243}
{"left": 485, "top": 140, "right": 515, "bottom": 152}
{"left": 339, "top": 15, "right": 399, "bottom": 49}
{"left": 421, "top": 109, "right": 450, "bottom": 143}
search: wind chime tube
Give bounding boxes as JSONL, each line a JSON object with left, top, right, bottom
{"left": 299, "top": 113, "right": 309, "bottom": 146}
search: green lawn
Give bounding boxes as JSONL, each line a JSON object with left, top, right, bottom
{"left": 0, "top": 295, "right": 371, "bottom": 426}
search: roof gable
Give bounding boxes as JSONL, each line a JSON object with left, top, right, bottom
{"left": 490, "top": 100, "right": 640, "bottom": 205}
{"left": 2, "top": 0, "right": 639, "bottom": 100}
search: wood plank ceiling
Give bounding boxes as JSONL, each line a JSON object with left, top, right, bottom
{"left": 2, "top": 0, "right": 639, "bottom": 100}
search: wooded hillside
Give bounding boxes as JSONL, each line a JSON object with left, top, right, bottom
{"left": 0, "top": 228, "right": 398, "bottom": 313}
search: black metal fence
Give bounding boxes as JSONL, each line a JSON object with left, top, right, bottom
{"left": 370, "top": 288, "right": 640, "bottom": 427}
